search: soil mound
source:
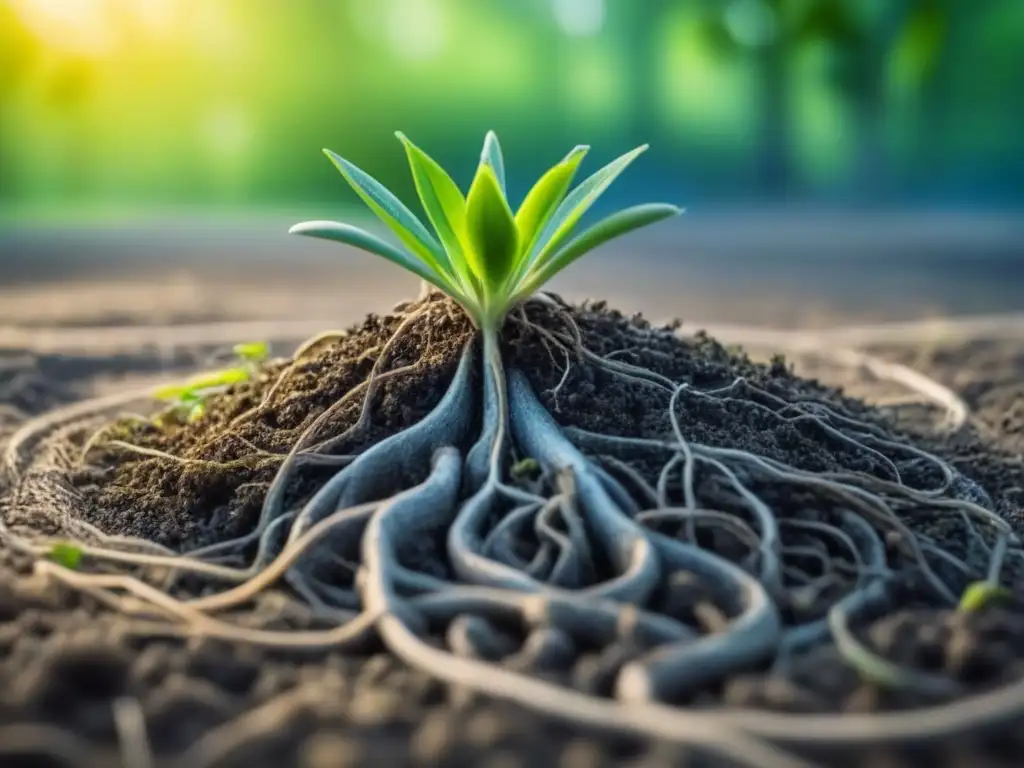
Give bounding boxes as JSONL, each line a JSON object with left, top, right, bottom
{"left": 1, "top": 294, "right": 1022, "bottom": 767}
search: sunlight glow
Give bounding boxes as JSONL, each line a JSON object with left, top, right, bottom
{"left": 553, "top": 0, "right": 605, "bottom": 38}
{"left": 9, "top": 0, "right": 177, "bottom": 55}
{"left": 202, "top": 103, "right": 252, "bottom": 161}
{"left": 388, "top": 0, "right": 445, "bottom": 61}
{"left": 9, "top": 0, "right": 117, "bottom": 54}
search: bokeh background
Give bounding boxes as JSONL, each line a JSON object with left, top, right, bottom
{"left": 2, "top": 0, "right": 1023, "bottom": 328}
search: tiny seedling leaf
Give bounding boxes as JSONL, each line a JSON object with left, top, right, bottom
{"left": 958, "top": 581, "right": 1013, "bottom": 613}
{"left": 187, "top": 401, "right": 206, "bottom": 423}
{"left": 153, "top": 383, "right": 191, "bottom": 402}
{"left": 510, "top": 457, "right": 541, "bottom": 480}
{"left": 465, "top": 163, "right": 519, "bottom": 294}
{"left": 48, "top": 542, "right": 83, "bottom": 570}
{"left": 233, "top": 341, "right": 269, "bottom": 363}
{"left": 184, "top": 367, "right": 251, "bottom": 391}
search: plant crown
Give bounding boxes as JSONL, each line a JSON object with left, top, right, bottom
{"left": 290, "top": 132, "right": 681, "bottom": 330}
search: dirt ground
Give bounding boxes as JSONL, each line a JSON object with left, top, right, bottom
{"left": 1, "top": 281, "right": 1022, "bottom": 768}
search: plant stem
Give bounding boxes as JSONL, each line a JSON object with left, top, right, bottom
{"left": 482, "top": 325, "right": 509, "bottom": 479}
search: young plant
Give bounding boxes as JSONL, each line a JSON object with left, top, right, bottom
{"left": 151, "top": 341, "right": 268, "bottom": 427}
{"left": 233, "top": 341, "right": 270, "bottom": 372}
{"left": 289, "top": 132, "right": 680, "bottom": 346}
{"left": 958, "top": 580, "right": 1013, "bottom": 613}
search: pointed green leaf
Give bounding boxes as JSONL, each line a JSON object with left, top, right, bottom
{"left": 507, "top": 145, "right": 589, "bottom": 287}
{"left": 514, "top": 152, "right": 586, "bottom": 261}
{"left": 153, "top": 383, "right": 192, "bottom": 402}
{"left": 479, "top": 131, "right": 506, "bottom": 196}
{"left": 529, "top": 144, "right": 649, "bottom": 274}
{"left": 185, "top": 367, "right": 250, "bottom": 391}
{"left": 560, "top": 144, "right": 590, "bottom": 165}
{"left": 289, "top": 220, "right": 461, "bottom": 298}
{"left": 233, "top": 341, "right": 269, "bottom": 363}
{"left": 959, "top": 581, "right": 1012, "bottom": 613}
{"left": 322, "top": 149, "right": 452, "bottom": 277}
{"left": 519, "top": 203, "right": 680, "bottom": 298}
{"left": 465, "top": 164, "right": 519, "bottom": 292}
{"left": 394, "top": 132, "right": 475, "bottom": 289}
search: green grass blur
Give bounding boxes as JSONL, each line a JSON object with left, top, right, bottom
{"left": 1, "top": 0, "right": 1023, "bottom": 221}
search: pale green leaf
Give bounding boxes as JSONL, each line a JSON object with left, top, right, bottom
{"left": 289, "top": 220, "right": 460, "bottom": 298}
{"left": 479, "top": 131, "right": 506, "bottom": 196}
{"left": 233, "top": 341, "right": 269, "bottom": 363}
{"left": 530, "top": 144, "right": 649, "bottom": 273}
{"left": 153, "top": 383, "right": 191, "bottom": 401}
{"left": 322, "top": 149, "right": 452, "bottom": 277}
{"left": 959, "top": 581, "right": 1012, "bottom": 613}
{"left": 185, "top": 367, "right": 251, "bottom": 391}
{"left": 465, "top": 164, "right": 519, "bottom": 293}
{"left": 514, "top": 151, "right": 586, "bottom": 264}
{"left": 519, "top": 203, "right": 680, "bottom": 298}
{"left": 394, "top": 132, "right": 475, "bottom": 289}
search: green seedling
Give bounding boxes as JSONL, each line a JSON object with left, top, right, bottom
{"left": 510, "top": 457, "right": 541, "bottom": 481}
{"left": 290, "top": 132, "right": 680, "bottom": 335}
{"left": 150, "top": 340, "right": 269, "bottom": 427}
{"left": 958, "top": 581, "right": 1013, "bottom": 613}
{"left": 152, "top": 390, "right": 207, "bottom": 428}
{"left": 47, "top": 541, "right": 83, "bottom": 570}
{"left": 233, "top": 341, "right": 270, "bottom": 370}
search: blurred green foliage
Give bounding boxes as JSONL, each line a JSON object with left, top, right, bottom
{"left": 0, "top": 0, "right": 1022, "bottom": 213}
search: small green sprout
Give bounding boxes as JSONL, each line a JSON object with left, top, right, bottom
{"left": 153, "top": 368, "right": 250, "bottom": 403}
{"left": 290, "top": 132, "right": 680, "bottom": 334}
{"left": 180, "top": 391, "right": 207, "bottom": 423}
{"left": 233, "top": 341, "right": 270, "bottom": 366}
{"left": 150, "top": 340, "right": 268, "bottom": 427}
{"left": 47, "top": 542, "right": 83, "bottom": 570}
{"left": 958, "top": 581, "right": 1013, "bottom": 613}
{"left": 511, "top": 457, "right": 541, "bottom": 481}
{"left": 152, "top": 389, "right": 207, "bottom": 428}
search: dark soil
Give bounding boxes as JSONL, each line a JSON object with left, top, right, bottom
{"left": 73, "top": 295, "right": 473, "bottom": 549}
{"left": 73, "top": 296, "right": 937, "bottom": 552}
{"left": 2, "top": 295, "right": 1023, "bottom": 767}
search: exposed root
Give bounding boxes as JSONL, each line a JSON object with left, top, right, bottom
{"left": 3, "top": 300, "right": 1022, "bottom": 766}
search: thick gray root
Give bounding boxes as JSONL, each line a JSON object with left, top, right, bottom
{"left": 287, "top": 342, "right": 476, "bottom": 544}
{"left": 13, "top": 316, "right": 1024, "bottom": 766}
{"left": 508, "top": 369, "right": 661, "bottom": 605}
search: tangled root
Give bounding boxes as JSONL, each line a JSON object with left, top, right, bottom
{"left": 3, "top": 296, "right": 1022, "bottom": 768}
